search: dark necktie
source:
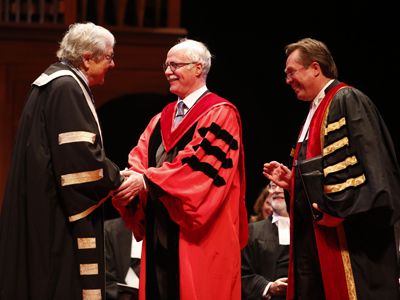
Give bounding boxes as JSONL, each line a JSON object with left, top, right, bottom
{"left": 130, "top": 257, "right": 140, "bottom": 277}
{"left": 174, "top": 101, "right": 186, "bottom": 128}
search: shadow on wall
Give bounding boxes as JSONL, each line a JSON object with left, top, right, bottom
{"left": 98, "top": 92, "right": 174, "bottom": 219}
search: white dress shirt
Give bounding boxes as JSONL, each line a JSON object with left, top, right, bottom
{"left": 125, "top": 234, "right": 143, "bottom": 289}
{"left": 178, "top": 85, "right": 208, "bottom": 114}
{"left": 298, "top": 79, "right": 334, "bottom": 142}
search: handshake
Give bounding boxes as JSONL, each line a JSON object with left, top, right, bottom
{"left": 112, "top": 168, "right": 145, "bottom": 208}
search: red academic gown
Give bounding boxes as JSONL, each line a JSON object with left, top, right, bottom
{"left": 116, "top": 92, "right": 248, "bottom": 300}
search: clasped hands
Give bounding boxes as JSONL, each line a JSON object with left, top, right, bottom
{"left": 112, "top": 169, "right": 144, "bottom": 207}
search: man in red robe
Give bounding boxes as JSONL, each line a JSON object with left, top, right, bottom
{"left": 112, "top": 38, "right": 248, "bottom": 300}
{"left": 264, "top": 38, "right": 400, "bottom": 299}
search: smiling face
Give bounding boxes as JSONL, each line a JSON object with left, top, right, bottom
{"left": 268, "top": 182, "right": 287, "bottom": 216}
{"left": 164, "top": 47, "right": 205, "bottom": 99}
{"left": 285, "top": 49, "right": 330, "bottom": 102}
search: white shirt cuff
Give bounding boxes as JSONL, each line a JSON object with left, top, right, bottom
{"left": 263, "top": 282, "right": 272, "bottom": 299}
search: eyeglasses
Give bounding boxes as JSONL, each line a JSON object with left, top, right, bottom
{"left": 162, "top": 61, "right": 197, "bottom": 72}
{"left": 285, "top": 66, "right": 305, "bottom": 81}
{"left": 103, "top": 53, "right": 114, "bottom": 62}
{"left": 268, "top": 183, "right": 280, "bottom": 191}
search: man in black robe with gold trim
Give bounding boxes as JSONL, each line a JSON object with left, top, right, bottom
{"left": 0, "top": 23, "right": 123, "bottom": 300}
{"left": 264, "top": 38, "right": 400, "bottom": 300}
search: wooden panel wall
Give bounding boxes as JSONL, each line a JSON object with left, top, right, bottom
{"left": 0, "top": 25, "right": 186, "bottom": 209}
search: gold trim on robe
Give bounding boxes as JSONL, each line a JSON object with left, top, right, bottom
{"left": 324, "top": 174, "right": 366, "bottom": 193}
{"left": 77, "top": 237, "right": 96, "bottom": 249}
{"left": 59, "top": 131, "right": 96, "bottom": 145}
{"left": 82, "top": 289, "right": 102, "bottom": 300}
{"left": 337, "top": 225, "right": 357, "bottom": 299}
{"left": 80, "top": 263, "right": 98, "bottom": 275}
{"left": 324, "top": 117, "right": 346, "bottom": 135}
{"left": 323, "top": 156, "right": 358, "bottom": 176}
{"left": 69, "top": 193, "right": 110, "bottom": 222}
{"left": 61, "top": 169, "right": 103, "bottom": 186}
{"left": 323, "top": 137, "right": 349, "bottom": 156}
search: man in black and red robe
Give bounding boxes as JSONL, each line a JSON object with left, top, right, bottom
{"left": 264, "top": 38, "right": 400, "bottom": 300}
{"left": 112, "top": 39, "right": 248, "bottom": 300}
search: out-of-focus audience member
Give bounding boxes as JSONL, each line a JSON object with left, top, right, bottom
{"left": 249, "top": 184, "right": 274, "bottom": 223}
{"left": 242, "top": 182, "right": 289, "bottom": 300}
{"left": 105, "top": 217, "right": 142, "bottom": 300}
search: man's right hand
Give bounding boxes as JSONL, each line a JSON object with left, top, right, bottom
{"left": 112, "top": 170, "right": 144, "bottom": 207}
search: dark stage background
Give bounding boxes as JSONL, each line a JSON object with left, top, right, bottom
{"left": 99, "top": 1, "right": 399, "bottom": 219}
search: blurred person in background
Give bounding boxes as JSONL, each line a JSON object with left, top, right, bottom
{"left": 242, "top": 181, "right": 289, "bottom": 299}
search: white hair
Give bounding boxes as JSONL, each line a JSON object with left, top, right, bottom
{"left": 169, "top": 38, "right": 212, "bottom": 78}
{"left": 56, "top": 22, "right": 115, "bottom": 67}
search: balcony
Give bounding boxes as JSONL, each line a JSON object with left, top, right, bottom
{"left": 0, "top": 0, "right": 183, "bottom": 28}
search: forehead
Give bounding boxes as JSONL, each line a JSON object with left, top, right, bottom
{"left": 269, "top": 182, "right": 277, "bottom": 188}
{"left": 104, "top": 45, "right": 114, "bottom": 54}
{"left": 285, "top": 50, "right": 303, "bottom": 69}
{"left": 166, "top": 48, "right": 188, "bottom": 61}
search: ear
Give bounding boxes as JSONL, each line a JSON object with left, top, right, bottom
{"left": 311, "top": 61, "right": 321, "bottom": 77}
{"left": 194, "top": 62, "right": 203, "bottom": 77}
{"left": 81, "top": 51, "right": 92, "bottom": 69}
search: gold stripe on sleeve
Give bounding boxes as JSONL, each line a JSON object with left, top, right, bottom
{"left": 323, "top": 156, "right": 358, "bottom": 176}
{"left": 324, "top": 174, "right": 366, "bottom": 193}
{"left": 82, "top": 289, "right": 102, "bottom": 300}
{"left": 323, "top": 137, "right": 349, "bottom": 156}
{"left": 324, "top": 117, "right": 346, "bottom": 135}
{"left": 77, "top": 238, "right": 96, "bottom": 249}
{"left": 58, "top": 131, "right": 96, "bottom": 145}
{"left": 68, "top": 193, "right": 110, "bottom": 222}
{"left": 80, "top": 263, "right": 98, "bottom": 275}
{"left": 61, "top": 169, "right": 103, "bottom": 186}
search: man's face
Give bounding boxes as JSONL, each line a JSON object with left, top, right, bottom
{"left": 85, "top": 46, "right": 115, "bottom": 87}
{"left": 268, "top": 183, "right": 286, "bottom": 213}
{"left": 164, "top": 49, "right": 200, "bottom": 99}
{"left": 284, "top": 49, "right": 314, "bottom": 102}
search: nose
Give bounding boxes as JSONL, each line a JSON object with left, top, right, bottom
{"left": 164, "top": 66, "right": 173, "bottom": 75}
{"left": 110, "top": 59, "right": 115, "bottom": 67}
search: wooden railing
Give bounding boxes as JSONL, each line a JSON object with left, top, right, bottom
{"left": 0, "top": 0, "right": 182, "bottom": 28}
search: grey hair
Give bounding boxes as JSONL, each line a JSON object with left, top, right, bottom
{"left": 56, "top": 22, "right": 115, "bottom": 68}
{"left": 170, "top": 38, "right": 213, "bottom": 78}
{"left": 285, "top": 38, "right": 338, "bottom": 79}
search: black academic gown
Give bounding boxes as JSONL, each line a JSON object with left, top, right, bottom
{"left": 105, "top": 217, "right": 139, "bottom": 300}
{"left": 291, "top": 81, "right": 400, "bottom": 300}
{"left": 0, "top": 62, "right": 123, "bottom": 300}
{"left": 241, "top": 218, "right": 289, "bottom": 300}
